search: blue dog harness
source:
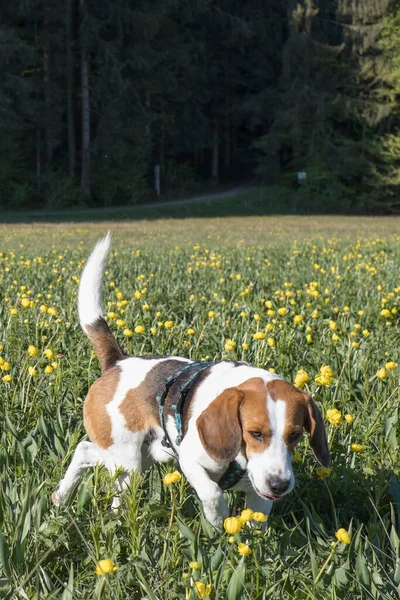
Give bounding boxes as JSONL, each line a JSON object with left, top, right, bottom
{"left": 156, "top": 359, "right": 247, "bottom": 490}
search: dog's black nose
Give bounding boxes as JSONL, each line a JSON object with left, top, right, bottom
{"left": 268, "top": 476, "right": 290, "bottom": 495}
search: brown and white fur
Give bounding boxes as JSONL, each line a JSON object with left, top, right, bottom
{"left": 52, "top": 234, "right": 330, "bottom": 530}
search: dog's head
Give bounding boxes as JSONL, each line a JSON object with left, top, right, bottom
{"left": 196, "top": 377, "right": 329, "bottom": 500}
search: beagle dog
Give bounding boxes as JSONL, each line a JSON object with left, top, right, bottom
{"left": 52, "top": 235, "right": 330, "bottom": 530}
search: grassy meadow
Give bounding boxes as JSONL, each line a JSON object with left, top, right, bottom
{"left": 0, "top": 215, "right": 399, "bottom": 599}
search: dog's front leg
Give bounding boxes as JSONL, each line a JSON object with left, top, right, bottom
{"left": 180, "top": 458, "right": 228, "bottom": 531}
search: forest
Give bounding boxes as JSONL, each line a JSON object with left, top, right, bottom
{"left": 1, "top": 0, "right": 400, "bottom": 212}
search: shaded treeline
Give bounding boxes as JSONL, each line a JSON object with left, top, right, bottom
{"left": 1, "top": 0, "right": 400, "bottom": 211}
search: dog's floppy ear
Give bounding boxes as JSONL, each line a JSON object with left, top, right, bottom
{"left": 304, "top": 396, "right": 330, "bottom": 468}
{"left": 196, "top": 388, "right": 243, "bottom": 463}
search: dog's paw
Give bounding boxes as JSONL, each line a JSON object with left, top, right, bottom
{"left": 51, "top": 488, "right": 63, "bottom": 506}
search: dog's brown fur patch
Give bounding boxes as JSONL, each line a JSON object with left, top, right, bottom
{"left": 83, "top": 366, "right": 120, "bottom": 448}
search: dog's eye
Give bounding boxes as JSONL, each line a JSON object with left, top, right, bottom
{"left": 249, "top": 431, "right": 263, "bottom": 441}
{"left": 288, "top": 431, "right": 301, "bottom": 444}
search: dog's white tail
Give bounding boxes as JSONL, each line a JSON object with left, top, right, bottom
{"left": 78, "top": 233, "right": 124, "bottom": 373}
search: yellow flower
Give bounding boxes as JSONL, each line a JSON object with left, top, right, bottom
{"left": 253, "top": 331, "right": 266, "bottom": 341}
{"left": 51, "top": 361, "right": 59, "bottom": 369}
{"left": 21, "top": 298, "right": 31, "bottom": 308}
{"left": 134, "top": 325, "right": 145, "bottom": 335}
{"left": 44, "top": 365, "right": 53, "bottom": 375}
{"left": 28, "top": 367, "right": 38, "bottom": 377}
{"left": 208, "top": 311, "right": 216, "bottom": 318}
{"left": 164, "top": 320, "right": 173, "bottom": 329}
{"left": 44, "top": 349, "right": 54, "bottom": 360}
{"left": 2, "top": 375, "right": 13, "bottom": 383}
{"left": 242, "top": 342, "right": 249, "bottom": 351}
{"left": 253, "top": 313, "right": 261, "bottom": 321}
{"left": 189, "top": 561, "right": 201, "bottom": 570}
{"left": 306, "top": 334, "right": 313, "bottom": 344}
{"left": 345, "top": 414, "right": 354, "bottom": 424}
{"left": 1, "top": 362, "right": 11, "bottom": 372}
{"left": 163, "top": 471, "right": 182, "bottom": 485}
{"left": 293, "top": 315, "right": 303, "bottom": 324}
{"left": 316, "top": 467, "right": 332, "bottom": 479}
{"left": 352, "top": 342, "right": 360, "bottom": 349}
{"left": 187, "top": 328, "right": 196, "bottom": 335}
{"left": 294, "top": 369, "right": 310, "bottom": 390}
{"left": 252, "top": 512, "right": 268, "bottom": 522}
{"left": 10, "top": 308, "right": 18, "bottom": 316}
{"left": 194, "top": 581, "right": 212, "bottom": 598}
{"left": 123, "top": 329, "right": 133, "bottom": 337}
{"left": 134, "top": 290, "right": 142, "bottom": 299}
{"left": 224, "top": 517, "right": 242, "bottom": 534}
{"left": 28, "top": 345, "right": 39, "bottom": 357}
{"left": 267, "top": 337, "right": 275, "bottom": 347}
{"left": 150, "top": 327, "right": 157, "bottom": 335}
{"left": 237, "top": 543, "right": 252, "bottom": 556}
{"left": 385, "top": 361, "right": 398, "bottom": 371}
{"left": 278, "top": 307, "right": 287, "bottom": 316}
{"left": 39, "top": 305, "right": 47, "bottom": 313}
{"left": 116, "top": 319, "right": 126, "bottom": 328}
{"left": 47, "top": 307, "right": 58, "bottom": 316}
{"left": 326, "top": 408, "right": 341, "bottom": 426}
{"left": 95, "top": 559, "right": 118, "bottom": 576}
{"left": 335, "top": 528, "right": 351, "bottom": 545}
{"left": 350, "top": 443, "right": 363, "bottom": 453}
{"left": 380, "top": 309, "right": 391, "bottom": 318}
{"left": 265, "top": 300, "right": 273, "bottom": 309}
{"left": 239, "top": 508, "right": 254, "bottom": 522}
{"left": 376, "top": 368, "right": 387, "bottom": 380}
{"left": 107, "top": 312, "right": 117, "bottom": 319}
{"left": 224, "top": 339, "right": 236, "bottom": 352}
{"left": 315, "top": 365, "right": 334, "bottom": 387}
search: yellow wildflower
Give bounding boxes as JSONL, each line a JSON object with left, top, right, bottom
{"left": 278, "top": 307, "right": 287, "bottom": 316}
{"left": 194, "top": 581, "right": 212, "bottom": 598}
{"left": 189, "top": 562, "right": 201, "bottom": 570}
{"left": 385, "top": 361, "right": 398, "bottom": 371}
{"left": 316, "top": 467, "right": 332, "bottom": 479}
{"left": 253, "top": 332, "right": 266, "bottom": 341}
{"left": 267, "top": 337, "right": 275, "bottom": 347}
{"left": 242, "top": 342, "right": 249, "bottom": 350}
{"left": 28, "top": 367, "right": 38, "bottom": 377}
{"left": 95, "top": 559, "right": 118, "bottom": 576}
{"left": 2, "top": 375, "right": 13, "bottom": 383}
{"left": 252, "top": 512, "right": 268, "bottom": 522}
{"left": 164, "top": 321, "right": 173, "bottom": 329}
{"left": 376, "top": 368, "right": 387, "bottom": 380}
{"left": 44, "top": 365, "right": 53, "bottom": 375}
{"left": 315, "top": 365, "right": 334, "bottom": 387}
{"left": 237, "top": 543, "right": 252, "bottom": 556}
{"left": 223, "top": 517, "right": 242, "bottom": 534}
{"left": 239, "top": 508, "right": 254, "bottom": 523}
{"left": 124, "top": 329, "right": 133, "bottom": 337}
{"left": 350, "top": 443, "right": 363, "bottom": 453}
{"left": 293, "top": 315, "right": 303, "bottom": 324}
{"left": 187, "top": 328, "right": 196, "bottom": 335}
{"left": 294, "top": 369, "right": 310, "bottom": 390}
{"left": 28, "top": 345, "right": 39, "bottom": 357}
{"left": 208, "top": 311, "right": 216, "bottom": 319}
{"left": 345, "top": 414, "right": 354, "bottom": 424}
{"left": 163, "top": 471, "right": 182, "bottom": 485}
{"left": 134, "top": 325, "right": 145, "bottom": 335}
{"left": 326, "top": 408, "right": 341, "bottom": 426}
{"left": 335, "top": 528, "right": 351, "bottom": 545}
{"left": 44, "top": 349, "right": 54, "bottom": 360}
{"left": 224, "top": 339, "right": 236, "bottom": 352}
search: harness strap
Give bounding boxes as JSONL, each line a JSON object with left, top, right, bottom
{"left": 156, "top": 360, "right": 213, "bottom": 450}
{"left": 218, "top": 461, "right": 247, "bottom": 491}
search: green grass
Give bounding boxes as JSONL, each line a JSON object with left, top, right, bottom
{"left": 0, "top": 220, "right": 399, "bottom": 599}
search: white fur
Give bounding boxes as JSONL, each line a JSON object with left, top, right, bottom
{"left": 78, "top": 232, "right": 111, "bottom": 329}
{"left": 247, "top": 398, "right": 294, "bottom": 498}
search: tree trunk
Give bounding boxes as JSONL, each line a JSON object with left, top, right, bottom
{"left": 36, "top": 128, "right": 41, "bottom": 192}
{"left": 43, "top": 41, "right": 53, "bottom": 164}
{"left": 80, "top": 0, "right": 91, "bottom": 199}
{"left": 66, "top": 0, "right": 76, "bottom": 176}
{"left": 211, "top": 117, "right": 219, "bottom": 182}
{"left": 224, "top": 113, "right": 231, "bottom": 169}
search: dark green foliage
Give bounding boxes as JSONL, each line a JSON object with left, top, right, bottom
{"left": 1, "top": 0, "right": 400, "bottom": 212}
